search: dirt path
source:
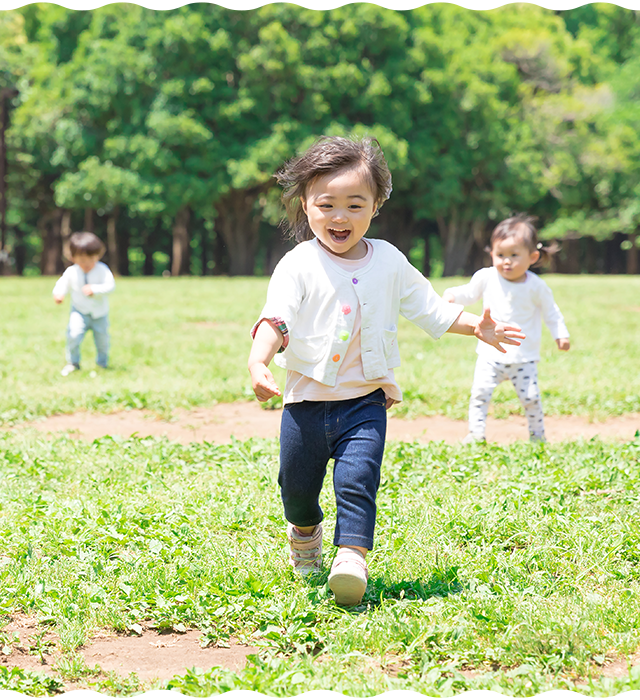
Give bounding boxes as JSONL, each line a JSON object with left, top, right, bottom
{"left": 19, "top": 403, "right": 640, "bottom": 445}
{"left": 1, "top": 614, "right": 257, "bottom": 685}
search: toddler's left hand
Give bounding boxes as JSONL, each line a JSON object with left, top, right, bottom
{"left": 556, "top": 338, "right": 570, "bottom": 351}
{"left": 82, "top": 284, "right": 94, "bottom": 296}
{"left": 474, "top": 308, "right": 525, "bottom": 353}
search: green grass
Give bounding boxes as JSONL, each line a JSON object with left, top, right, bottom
{"left": 1, "top": 274, "right": 639, "bottom": 425}
{"left": 2, "top": 274, "right": 640, "bottom": 695}
{"left": 1, "top": 431, "right": 640, "bottom": 695}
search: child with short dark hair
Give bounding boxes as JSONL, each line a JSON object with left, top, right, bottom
{"left": 248, "top": 136, "right": 525, "bottom": 606}
{"left": 53, "top": 232, "right": 115, "bottom": 376}
{"left": 443, "top": 214, "right": 570, "bottom": 443}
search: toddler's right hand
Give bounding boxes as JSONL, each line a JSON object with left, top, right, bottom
{"left": 249, "top": 362, "right": 282, "bottom": 402}
{"left": 442, "top": 292, "right": 456, "bottom": 303}
{"left": 53, "top": 295, "right": 64, "bottom": 304}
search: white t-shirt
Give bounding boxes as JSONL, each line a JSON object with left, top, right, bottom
{"left": 52, "top": 262, "right": 115, "bottom": 318}
{"left": 444, "top": 267, "right": 569, "bottom": 363}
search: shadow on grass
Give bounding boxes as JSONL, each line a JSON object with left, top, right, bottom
{"left": 366, "top": 565, "right": 463, "bottom": 603}
{"left": 304, "top": 566, "right": 464, "bottom": 613}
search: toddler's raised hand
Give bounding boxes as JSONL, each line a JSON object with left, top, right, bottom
{"left": 250, "top": 362, "right": 282, "bottom": 402}
{"left": 474, "top": 307, "right": 525, "bottom": 353}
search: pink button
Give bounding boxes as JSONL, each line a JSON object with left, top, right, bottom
{"left": 352, "top": 278, "right": 358, "bottom": 284}
{"left": 342, "top": 305, "right": 351, "bottom": 315}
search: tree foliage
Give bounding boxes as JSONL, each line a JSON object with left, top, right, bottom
{"left": 1, "top": 4, "right": 638, "bottom": 276}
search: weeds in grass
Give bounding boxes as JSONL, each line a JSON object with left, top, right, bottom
{"left": 1, "top": 432, "right": 640, "bottom": 694}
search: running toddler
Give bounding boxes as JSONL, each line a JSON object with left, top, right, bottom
{"left": 248, "top": 136, "right": 525, "bottom": 605}
{"left": 444, "top": 214, "right": 569, "bottom": 443}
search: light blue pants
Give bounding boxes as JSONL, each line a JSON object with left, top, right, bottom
{"left": 469, "top": 358, "right": 545, "bottom": 440}
{"left": 66, "top": 308, "right": 110, "bottom": 368}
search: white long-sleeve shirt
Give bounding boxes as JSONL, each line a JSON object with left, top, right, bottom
{"left": 52, "top": 262, "right": 115, "bottom": 318}
{"left": 444, "top": 267, "right": 569, "bottom": 363}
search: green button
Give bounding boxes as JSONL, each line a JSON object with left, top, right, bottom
{"left": 340, "top": 331, "right": 350, "bottom": 341}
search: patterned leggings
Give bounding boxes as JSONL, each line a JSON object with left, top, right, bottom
{"left": 469, "top": 358, "right": 545, "bottom": 441}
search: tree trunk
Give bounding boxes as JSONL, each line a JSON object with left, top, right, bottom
{"left": 106, "top": 206, "right": 120, "bottom": 275}
{"left": 171, "top": 206, "right": 191, "bottom": 276}
{"left": 211, "top": 225, "right": 229, "bottom": 276}
{"left": 627, "top": 233, "right": 638, "bottom": 275}
{"left": 61, "top": 209, "right": 72, "bottom": 264}
{"left": 142, "top": 225, "right": 155, "bottom": 276}
{"left": 200, "top": 222, "right": 208, "bottom": 276}
{"left": 422, "top": 232, "right": 431, "bottom": 277}
{"left": 119, "top": 215, "right": 130, "bottom": 276}
{"left": 39, "top": 209, "right": 64, "bottom": 275}
{"left": 437, "top": 210, "right": 477, "bottom": 277}
{"left": 84, "top": 207, "right": 94, "bottom": 232}
{"left": 216, "top": 190, "right": 264, "bottom": 276}
{"left": 14, "top": 227, "right": 26, "bottom": 275}
{"left": 584, "top": 236, "right": 598, "bottom": 274}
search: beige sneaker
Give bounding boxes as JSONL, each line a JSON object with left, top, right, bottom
{"left": 462, "top": 432, "right": 485, "bottom": 444}
{"left": 287, "top": 523, "right": 322, "bottom": 575}
{"left": 328, "top": 547, "right": 368, "bottom": 606}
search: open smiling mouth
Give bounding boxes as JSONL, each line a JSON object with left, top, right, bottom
{"left": 328, "top": 228, "right": 351, "bottom": 243}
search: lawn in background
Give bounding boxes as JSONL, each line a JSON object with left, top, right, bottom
{"left": 0, "top": 432, "right": 639, "bottom": 695}
{"left": 1, "top": 274, "right": 639, "bottom": 425}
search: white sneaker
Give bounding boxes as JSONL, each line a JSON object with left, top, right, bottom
{"left": 328, "top": 547, "right": 368, "bottom": 606}
{"left": 287, "top": 523, "right": 322, "bottom": 575}
{"left": 462, "top": 432, "right": 486, "bottom": 444}
{"left": 60, "top": 364, "right": 79, "bottom": 377}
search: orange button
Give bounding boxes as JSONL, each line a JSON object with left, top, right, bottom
{"left": 332, "top": 354, "right": 341, "bottom": 362}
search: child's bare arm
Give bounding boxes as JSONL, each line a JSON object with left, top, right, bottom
{"left": 248, "top": 321, "right": 284, "bottom": 401}
{"left": 447, "top": 308, "right": 525, "bottom": 353}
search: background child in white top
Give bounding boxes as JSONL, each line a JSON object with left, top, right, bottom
{"left": 248, "top": 136, "right": 525, "bottom": 606}
{"left": 53, "top": 232, "right": 115, "bottom": 376}
{"left": 443, "top": 214, "right": 570, "bottom": 443}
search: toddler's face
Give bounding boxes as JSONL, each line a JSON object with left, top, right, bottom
{"left": 73, "top": 254, "right": 100, "bottom": 273}
{"left": 491, "top": 236, "right": 539, "bottom": 283}
{"left": 302, "top": 168, "right": 377, "bottom": 260}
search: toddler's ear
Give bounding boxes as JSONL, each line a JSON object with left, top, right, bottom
{"left": 300, "top": 197, "right": 308, "bottom": 215}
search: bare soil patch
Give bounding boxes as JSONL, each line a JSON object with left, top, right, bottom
{"left": 20, "top": 403, "right": 640, "bottom": 445}
{"left": 1, "top": 615, "right": 257, "bottom": 684}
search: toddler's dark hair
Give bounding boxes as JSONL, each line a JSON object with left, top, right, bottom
{"left": 275, "top": 135, "right": 393, "bottom": 242}
{"left": 69, "top": 231, "right": 106, "bottom": 258}
{"left": 489, "top": 214, "right": 558, "bottom": 267}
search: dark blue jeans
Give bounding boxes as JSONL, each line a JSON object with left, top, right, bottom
{"left": 279, "top": 389, "right": 387, "bottom": 551}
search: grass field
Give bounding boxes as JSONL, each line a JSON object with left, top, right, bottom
{"left": 2, "top": 275, "right": 639, "bottom": 425}
{"left": 1, "top": 274, "right": 640, "bottom": 696}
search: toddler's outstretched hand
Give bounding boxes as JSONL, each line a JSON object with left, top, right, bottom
{"left": 474, "top": 307, "right": 525, "bottom": 353}
{"left": 250, "top": 362, "right": 282, "bottom": 402}
{"left": 556, "top": 338, "right": 570, "bottom": 351}
{"left": 53, "top": 295, "right": 64, "bottom": 304}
